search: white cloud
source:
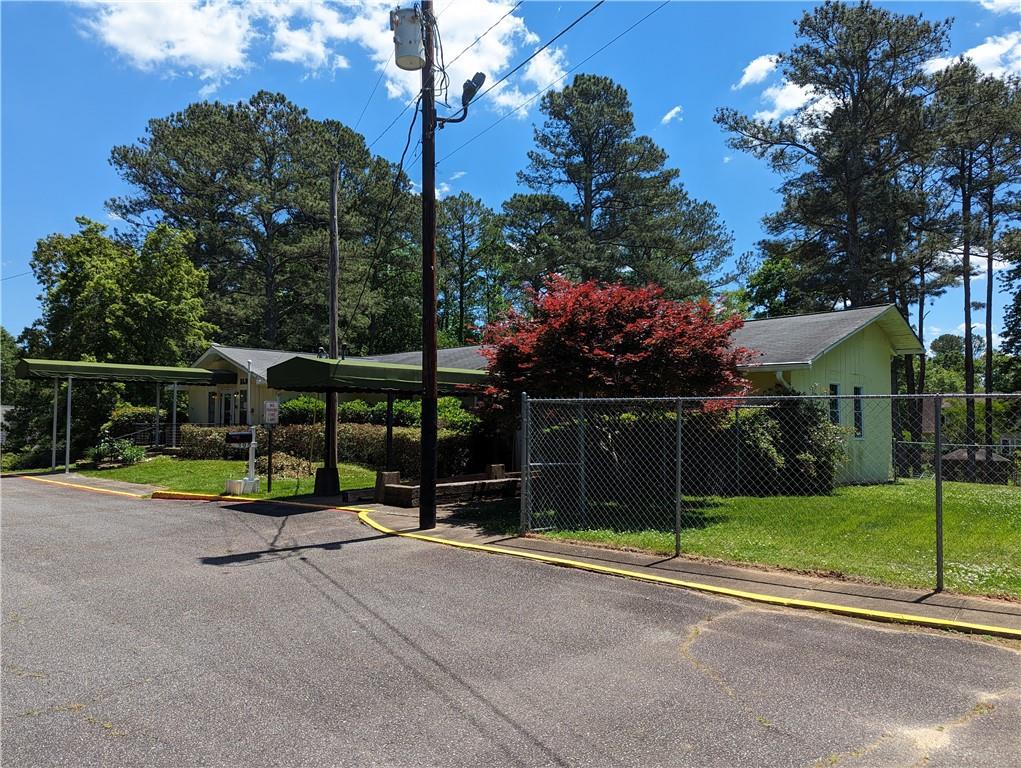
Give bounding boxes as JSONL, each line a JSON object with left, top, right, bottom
{"left": 732, "top": 54, "right": 778, "bottom": 90}
{"left": 436, "top": 181, "right": 452, "bottom": 199}
{"left": 81, "top": 0, "right": 255, "bottom": 91}
{"left": 941, "top": 246, "right": 1012, "bottom": 272}
{"left": 79, "top": 0, "right": 560, "bottom": 109}
{"left": 722, "top": 155, "right": 732, "bottom": 164}
{"left": 660, "top": 105, "right": 683, "bottom": 125}
{"left": 925, "top": 31, "right": 1021, "bottom": 78}
{"left": 449, "top": 171, "right": 467, "bottom": 181}
{"left": 978, "top": 0, "right": 1020, "bottom": 15}
{"left": 753, "top": 81, "right": 813, "bottom": 121}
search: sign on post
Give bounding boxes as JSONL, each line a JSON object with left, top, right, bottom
{"left": 263, "top": 400, "right": 279, "bottom": 425}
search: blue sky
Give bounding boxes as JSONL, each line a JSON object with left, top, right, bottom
{"left": 2, "top": 1, "right": 1019, "bottom": 349}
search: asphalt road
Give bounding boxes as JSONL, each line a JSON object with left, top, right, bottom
{"left": 2, "top": 478, "right": 1019, "bottom": 768}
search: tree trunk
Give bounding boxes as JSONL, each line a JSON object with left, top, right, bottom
{"left": 984, "top": 182, "right": 995, "bottom": 454}
{"left": 847, "top": 195, "right": 864, "bottom": 306}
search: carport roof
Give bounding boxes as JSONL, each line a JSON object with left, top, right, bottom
{"left": 266, "top": 355, "right": 488, "bottom": 394}
{"left": 15, "top": 358, "right": 236, "bottom": 385}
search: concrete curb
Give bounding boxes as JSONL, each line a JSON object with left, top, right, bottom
{"left": 354, "top": 508, "right": 1021, "bottom": 641}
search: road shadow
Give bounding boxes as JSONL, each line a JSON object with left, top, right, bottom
{"left": 200, "top": 532, "right": 390, "bottom": 566}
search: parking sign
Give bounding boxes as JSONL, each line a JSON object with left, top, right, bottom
{"left": 263, "top": 400, "right": 279, "bottom": 425}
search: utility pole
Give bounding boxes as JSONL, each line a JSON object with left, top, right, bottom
{"left": 420, "top": 0, "right": 439, "bottom": 529}
{"left": 391, "top": 3, "right": 484, "bottom": 529}
{"left": 314, "top": 161, "right": 342, "bottom": 497}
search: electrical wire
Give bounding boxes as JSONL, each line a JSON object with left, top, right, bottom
{"left": 343, "top": 96, "right": 422, "bottom": 336}
{"left": 438, "top": 0, "right": 669, "bottom": 166}
{"left": 463, "top": 0, "right": 605, "bottom": 112}
{"left": 445, "top": 1, "right": 523, "bottom": 69}
{"left": 353, "top": 55, "right": 391, "bottom": 131}
{"left": 1, "top": 270, "right": 32, "bottom": 282}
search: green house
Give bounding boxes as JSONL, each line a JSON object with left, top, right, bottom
{"left": 733, "top": 305, "right": 924, "bottom": 483}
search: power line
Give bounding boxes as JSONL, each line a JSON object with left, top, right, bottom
{"left": 1, "top": 270, "right": 32, "bottom": 282}
{"left": 438, "top": 0, "right": 669, "bottom": 166}
{"left": 353, "top": 55, "right": 391, "bottom": 130}
{"left": 464, "top": 0, "right": 605, "bottom": 111}
{"left": 445, "top": 1, "right": 523, "bottom": 68}
{"left": 344, "top": 96, "right": 422, "bottom": 334}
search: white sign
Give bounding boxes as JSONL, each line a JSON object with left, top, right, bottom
{"left": 263, "top": 400, "right": 279, "bottom": 425}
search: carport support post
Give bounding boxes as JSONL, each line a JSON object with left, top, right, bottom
{"left": 64, "top": 376, "right": 73, "bottom": 473}
{"left": 674, "top": 398, "right": 683, "bottom": 557}
{"left": 171, "top": 383, "right": 178, "bottom": 448}
{"left": 154, "top": 383, "right": 161, "bottom": 446}
{"left": 934, "top": 394, "right": 944, "bottom": 593}
{"left": 51, "top": 379, "right": 59, "bottom": 470}
{"left": 385, "top": 392, "right": 395, "bottom": 471}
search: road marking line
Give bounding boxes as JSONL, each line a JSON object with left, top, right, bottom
{"left": 151, "top": 490, "right": 362, "bottom": 512}
{"left": 17, "top": 475, "right": 145, "bottom": 498}
{"left": 353, "top": 509, "right": 1021, "bottom": 640}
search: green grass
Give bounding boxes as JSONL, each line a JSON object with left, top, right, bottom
{"left": 532, "top": 480, "right": 1021, "bottom": 598}
{"left": 78, "top": 456, "right": 376, "bottom": 500}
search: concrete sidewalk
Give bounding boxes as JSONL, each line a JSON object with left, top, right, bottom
{"left": 7, "top": 471, "right": 160, "bottom": 497}
{"left": 363, "top": 503, "right": 1021, "bottom": 635}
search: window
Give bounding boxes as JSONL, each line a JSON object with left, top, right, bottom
{"left": 829, "top": 384, "right": 840, "bottom": 425}
{"left": 853, "top": 386, "right": 864, "bottom": 438}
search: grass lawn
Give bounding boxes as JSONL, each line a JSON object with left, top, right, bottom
{"left": 78, "top": 456, "right": 376, "bottom": 500}
{"left": 529, "top": 480, "right": 1020, "bottom": 598}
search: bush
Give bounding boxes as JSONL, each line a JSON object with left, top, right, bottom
{"left": 179, "top": 424, "right": 269, "bottom": 459}
{"left": 256, "top": 451, "right": 314, "bottom": 479}
{"left": 84, "top": 435, "right": 146, "bottom": 466}
{"left": 104, "top": 405, "right": 166, "bottom": 437}
{"left": 2, "top": 446, "right": 52, "bottom": 471}
{"left": 339, "top": 399, "right": 373, "bottom": 424}
{"left": 279, "top": 395, "right": 325, "bottom": 425}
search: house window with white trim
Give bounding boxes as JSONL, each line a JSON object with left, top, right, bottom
{"left": 853, "top": 386, "right": 864, "bottom": 438}
{"left": 829, "top": 384, "right": 840, "bottom": 425}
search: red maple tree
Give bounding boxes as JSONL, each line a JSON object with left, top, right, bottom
{"left": 482, "top": 277, "right": 750, "bottom": 403}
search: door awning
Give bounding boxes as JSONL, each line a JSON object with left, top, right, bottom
{"left": 266, "top": 355, "right": 488, "bottom": 394}
{"left": 15, "top": 358, "right": 236, "bottom": 385}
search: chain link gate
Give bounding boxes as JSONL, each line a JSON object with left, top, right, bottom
{"left": 521, "top": 392, "right": 1021, "bottom": 595}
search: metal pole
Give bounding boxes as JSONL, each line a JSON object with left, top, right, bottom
{"left": 267, "top": 427, "right": 273, "bottom": 493}
{"left": 674, "top": 398, "right": 683, "bottom": 557}
{"left": 520, "top": 391, "right": 530, "bottom": 534}
{"left": 64, "top": 376, "right": 72, "bottom": 473}
{"left": 171, "top": 382, "right": 178, "bottom": 448}
{"left": 246, "top": 360, "right": 256, "bottom": 484}
{"left": 419, "top": 0, "right": 438, "bottom": 530}
{"left": 578, "top": 400, "right": 587, "bottom": 527}
{"left": 154, "top": 383, "right": 161, "bottom": 446}
{"left": 51, "top": 379, "right": 59, "bottom": 470}
{"left": 934, "top": 394, "right": 944, "bottom": 593}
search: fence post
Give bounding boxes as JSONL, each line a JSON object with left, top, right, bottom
{"left": 674, "top": 398, "right": 683, "bottom": 557}
{"left": 934, "top": 394, "right": 944, "bottom": 593}
{"left": 51, "top": 378, "right": 59, "bottom": 470}
{"left": 520, "top": 391, "right": 530, "bottom": 535}
{"left": 578, "top": 400, "right": 587, "bottom": 527}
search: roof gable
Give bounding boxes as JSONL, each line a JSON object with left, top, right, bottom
{"left": 734, "top": 305, "right": 923, "bottom": 370}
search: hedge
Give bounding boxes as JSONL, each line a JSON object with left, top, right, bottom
{"left": 178, "top": 422, "right": 476, "bottom": 479}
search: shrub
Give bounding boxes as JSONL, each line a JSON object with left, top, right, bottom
{"left": 179, "top": 424, "right": 268, "bottom": 459}
{"left": 339, "top": 399, "right": 373, "bottom": 424}
{"left": 256, "top": 451, "right": 314, "bottom": 479}
{"left": 84, "top": 435, "right": 146, "bottom": 466}
{"left": 279, "top": 395, "right": 325, "bottom": 425}
{"left": 104, "top": 405, "right": 166, "bottom": 437}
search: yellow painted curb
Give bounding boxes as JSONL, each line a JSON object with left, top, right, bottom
{"left": 354, "top": 509, "right": 1021, "bottom": 641}
{"left": 17, "top": 474, "right": 146, "bottom": 498}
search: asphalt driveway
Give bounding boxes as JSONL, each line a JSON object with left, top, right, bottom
{"left": 2, "top": 477, "right": 1019, "bottom": 767}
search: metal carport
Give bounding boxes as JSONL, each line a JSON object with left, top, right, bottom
{"left": 266, "top": 355, "right": 488, "bottom": 474}
{"left": 14, "top": 358, "right": 236, "bottom": 472}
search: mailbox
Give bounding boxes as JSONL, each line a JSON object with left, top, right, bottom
{"left": 225, "top": 431, "right": 254, "bottom": 445}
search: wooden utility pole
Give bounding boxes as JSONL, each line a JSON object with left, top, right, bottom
{"left": 420, "top": 0, "right": 438, "bottom": 529}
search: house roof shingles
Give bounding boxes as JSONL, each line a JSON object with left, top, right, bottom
{"left": 198, "top": 305, "right": 922, "bottom": 381}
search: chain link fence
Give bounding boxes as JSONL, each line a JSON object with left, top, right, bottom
{"left": 521, "top": 393, "right": 1021, "bottom": 596}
